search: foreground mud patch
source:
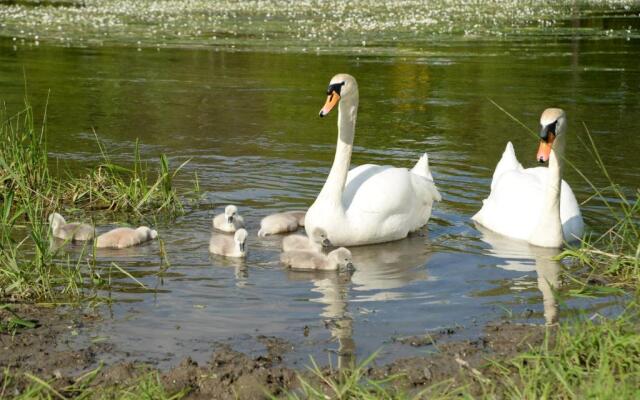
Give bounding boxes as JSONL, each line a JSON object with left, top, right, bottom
{"left": 1, "top": 305, "right": 549, "bottom": 398}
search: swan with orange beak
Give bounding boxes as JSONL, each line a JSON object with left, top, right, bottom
{"left": 472, "top": 108, "right": 584, "bottom": 248}
{"left": 305, "top": 73, "right": 441, "bottom": 247}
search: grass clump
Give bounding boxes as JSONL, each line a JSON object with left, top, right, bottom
{"left": 475, "top": 304, "right": 640, "bottom": 399}
{"left": 0, "top": 98, "right": 188, "bottom": 303}
{"left": 63, "top": 133, "right": 189, "bottom": 216}
{"left": 280, "top": 352, "right": 460, "bottom": 400}
{"left": 1, "top": 367, "right": 188, "bottom": 400}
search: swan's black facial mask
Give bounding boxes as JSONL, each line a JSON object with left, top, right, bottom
{"left": 540, "top": 121, "right": 557, "bottom": 143}
{"left": 326, "top": 82, "right": 345, "bottom": 96}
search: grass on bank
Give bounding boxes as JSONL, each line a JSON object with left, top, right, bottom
{"left": 0, "top": 99, "right": 189, "bottom": 303}
{"left": 1, "top": 367, "right": 188, "bottom": 400}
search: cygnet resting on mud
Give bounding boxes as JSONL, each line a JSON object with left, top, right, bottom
{"left": 281, "top": 228, "right": 330, "bottom": 252}
{"left": 212, "top": 205, "right": 245, "bottom": 233}
{"left": 95, "top": 226, "right": 158, "bottom": 249}
{"left": 209, "top": 229, "right": 248, "bottom": 258}
{"left": 48, "top": 212, "right": 94, "bottom": 241}
{"left": 280, "top": 247, "right": 353, "bottom": 271}
{"left": 258, "top": 211, "right": 306, "bottom": 237}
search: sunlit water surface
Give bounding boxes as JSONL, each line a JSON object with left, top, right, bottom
{"left": 1, "top": 37, "right": 638, "bottom": 367}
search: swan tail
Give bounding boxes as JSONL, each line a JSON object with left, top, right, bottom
{"left": 411, "top": 153, "right": 434, "bottom": 181}
{"left": 491, "top": 142, "right": 522, "bottom": 190}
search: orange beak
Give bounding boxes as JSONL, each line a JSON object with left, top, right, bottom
{"left": 537, "top": 132, "right": 555, "bottom": 163}
{"left": 319, "top": 91, "right": 340, "bottom": 117}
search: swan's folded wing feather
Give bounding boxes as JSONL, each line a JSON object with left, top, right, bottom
{"left": 491, "top": 142, "right": 523, "bottom": 191}
{"left": 344, "top": 165, "right": 412, "bottom": 214}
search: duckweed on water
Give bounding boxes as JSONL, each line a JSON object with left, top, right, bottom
{"left": 0, "top": 0, "right": 638, "bottom": 53}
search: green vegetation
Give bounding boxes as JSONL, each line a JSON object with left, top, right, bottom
{"left": 476, "top": 305, "right": 640, "bottom": 399}
{"left": 0, "top": 99, "right": 189, "bottom": 303}
{"left": 282, "top": 353, "right": 416, "bottom": 400}
{"left": 1, "top": 367, "right": 188, "bottom": 400}
{"left": 63, "top": 134, "right": 189, "bottom": 216}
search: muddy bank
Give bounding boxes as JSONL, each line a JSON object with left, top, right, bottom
{"left": 1, "top": 304, "right": 550, "bottom": 398}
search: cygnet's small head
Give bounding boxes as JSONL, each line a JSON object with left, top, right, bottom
{"left": 319, "top": 73, "right": 358, "bottom": 118}
{"left": 310, "top": 228, "right": 332, "bottom": 247}
{"left": 234, "top": 228, "right": 248, "bottom": 253}
{"left": 329, "top": 247, "right": 354, "bottom": 271}
{"left": 537, "top": 108, "right": 566, "bottom": 163}
{"left": 48, "top": 212, "right": 64, "bottom": 229}
{"left": 136, "top": 226, "right": 158, "bottom": 240}
{"left": 224, "top": 205, "right": 239, "bottom": 224}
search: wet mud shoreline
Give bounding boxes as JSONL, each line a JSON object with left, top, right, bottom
{"left": 1, "top": 304, "right": 548, "bottom": 398}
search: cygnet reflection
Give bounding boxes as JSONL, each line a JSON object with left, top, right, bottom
{"left": 287, "top": 270, "right": 355, "bottom": 369}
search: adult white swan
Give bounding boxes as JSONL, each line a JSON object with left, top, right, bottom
{"left": 305, "top": 74, "right": 441, "bottom": 247}
{"left": 472, "top": 108, "right": 584, "bottom": 248}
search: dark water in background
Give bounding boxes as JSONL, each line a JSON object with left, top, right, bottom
{"left": 0, "top": 37, "right": 638, "bottom": 367}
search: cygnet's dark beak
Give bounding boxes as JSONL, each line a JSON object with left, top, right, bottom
{"left": 227, "top": 216, "right": 234, "bottom": 224}
{"left": 344, "top": 262, "right": 355, "bottom": 271}
{"left": 322, "top": 238, "right": 332, "bottom": 247}
{"left": 239, "top": 242, "right": 245, "bottom": 252}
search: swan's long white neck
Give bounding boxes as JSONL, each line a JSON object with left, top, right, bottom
{"left": 317, "top": 94, "right": 358, "bottom": 207}
{"left": 530, "top": 131, "right": 565, "bottom": 248}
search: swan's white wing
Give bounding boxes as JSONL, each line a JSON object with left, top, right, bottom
{"left": 343, "top": 165, "right": 415, "bottom": 214}
{"left": 475, "top": 166, "right": 584, "bottom": 243}
{"left": 473, "top": 168, "right": 545, "bottom": 241}
{"left": 491, "top": 142, "right": 523, "bottom": 191}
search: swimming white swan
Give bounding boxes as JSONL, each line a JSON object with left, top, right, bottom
{"left": 213, "top": 205, "right": 245, "bottom": 233}
{"left": 209, "top": 229, "right": 248, "bottom": 258}
{"left": 48, "top": 213, "right": 94, "bottom": 241}
{"left": 258, "top": 211, "right": 306, "bottom": 237}
{"left": 280, "top": 247, "right": 353, "bottom": 271}
{"left": 95, "top": 226, "right": 158, "bottom": 249}
{"left": 305, "top": 74, "right": 441, "bottom": 246}
{"left": 281, "top": 228, "right": 329, "bottom": 252}
{"left": 472, "top": 108, "right": 584, "bottom": 248}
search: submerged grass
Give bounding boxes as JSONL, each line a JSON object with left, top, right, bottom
{"left": 0, "top": 98, "right": 189, "bottom": 303}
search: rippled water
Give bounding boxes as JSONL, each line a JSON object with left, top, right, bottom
{"left": 1, "top": 37, "right": 638, "bottom": 367}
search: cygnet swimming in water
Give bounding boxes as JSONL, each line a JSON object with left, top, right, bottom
{"left": 280, "top": 247, "right": 353, "bottom": 271}
{"left": 48, "top": 212, "right": 94, "bottom": 242}
{"left": 95, "top": 226, "right": 158, "bottom": 249}
{"left": 209, "top": 229, "right": 248, "bottom": 258}
{"left": 258, "top": 210, "right": 306, "bottom": 237}
{"left": 281, "top": 228, "right": 331, "bottom": 252}
{"left": 212, "top": 205, "right": 245, "bottom": 233}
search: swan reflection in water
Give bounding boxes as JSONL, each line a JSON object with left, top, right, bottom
{"left": 287, "top": 232, "right": 433, "bottom": 367}
{"left": 476, "top": 223, "right": 561, "bottom": 325}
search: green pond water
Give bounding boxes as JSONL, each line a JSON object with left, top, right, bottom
{"left": 0, "top": 31, "right": 639, "bottom": 367}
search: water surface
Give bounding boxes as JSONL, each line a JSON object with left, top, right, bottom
{"left": 1, "top": 36, "right": 638, "bottom": 367}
